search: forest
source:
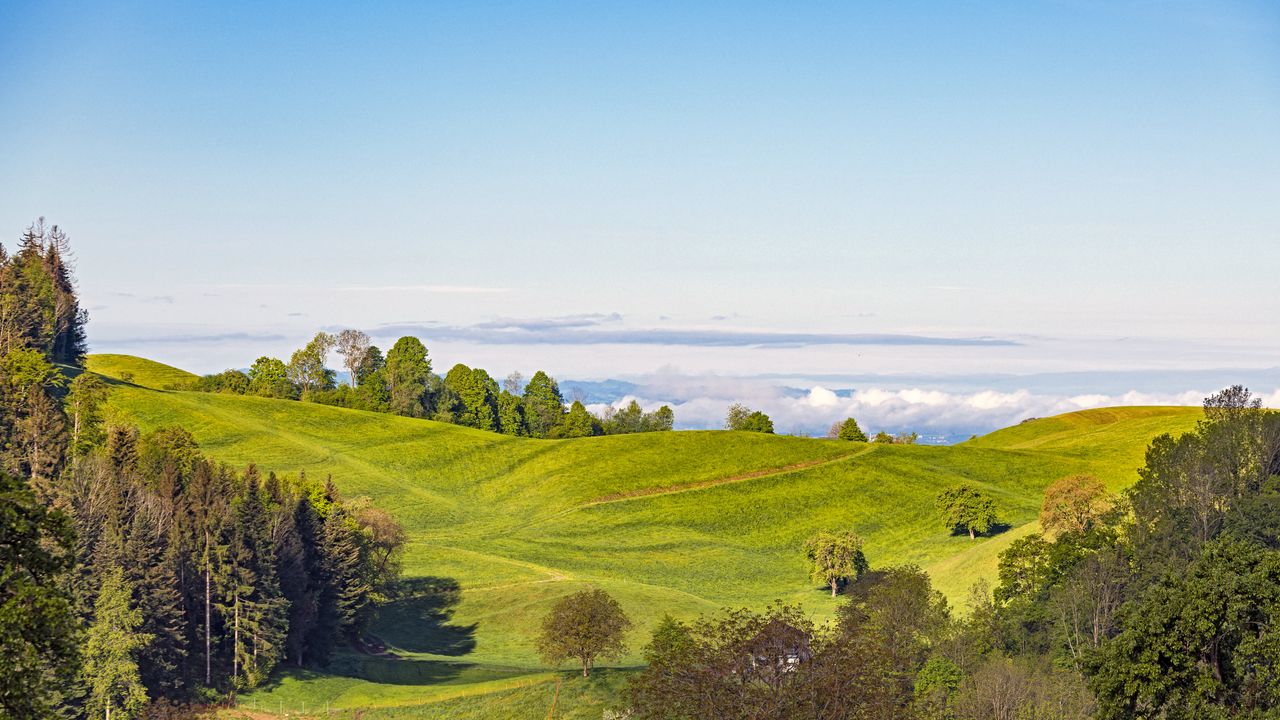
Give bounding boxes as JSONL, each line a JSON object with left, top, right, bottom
{"left": 1, "top": 222, "right": 403, "bottom": 717}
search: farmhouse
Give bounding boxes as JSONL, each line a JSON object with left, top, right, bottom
{"left": 743, "top": 619, "right": 813, "bottom": 682}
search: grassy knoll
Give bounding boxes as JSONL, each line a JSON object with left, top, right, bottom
{"left": 87, "top": 355, "right": 1203, "bottom": 718}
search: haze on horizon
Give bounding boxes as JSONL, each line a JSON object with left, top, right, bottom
{"left": 2, "top": 1, "right": 1278, "bottom": 436}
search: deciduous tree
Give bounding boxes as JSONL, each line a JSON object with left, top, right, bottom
{"left": 804, "top": 530, "right": 869, "bottom": 597}
{"left": 538, "top": 589, "right": 631, "bottom": 677}
{"left": 1040, "top": 475, "right": 1109, "bottom": 537}
{"left": 936, "top": 485, "right": 999, "bottom": 539}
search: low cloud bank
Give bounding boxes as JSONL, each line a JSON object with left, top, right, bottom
{"left": 584, "top": 378, "right": 1280, "bottom": 442}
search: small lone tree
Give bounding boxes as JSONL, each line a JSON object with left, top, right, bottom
{"left": 538, "top": 589, "right": 631, "bottom": 677}
{"left": 726, "top": 403, "right": 774, "bottom": 433}
{"left": 936, "top": 485, "right": 999, "bottom": 539}
{"left": 836, "top": 418, "right": 868, "bottom": 442}
{"left": 805, "top": 530, "right": 869, "bottom": 596}
{"left": 1040, "top": 474, "right": 1109, "bottom": 537}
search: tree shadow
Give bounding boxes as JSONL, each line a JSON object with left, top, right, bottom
{"left": 373, "top": 576, "right": 477, "bottom": 657}
{"left": 947, "top": 522, "right": 1014, "bottom": 538}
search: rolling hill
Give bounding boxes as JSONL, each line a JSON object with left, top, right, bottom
{"left": 85, "top": 355, "right": 1203, "bottom": 718}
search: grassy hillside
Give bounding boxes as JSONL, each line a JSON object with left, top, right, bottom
{"left": 86, "top": 355, "right": 1203, "bottom": 718}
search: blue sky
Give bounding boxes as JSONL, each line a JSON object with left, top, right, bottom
{"left": 2, "top": 1, "right": 1278, "bottom": 435}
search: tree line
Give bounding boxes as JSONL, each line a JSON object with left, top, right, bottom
{"left": 0, "top": 221, "right": 405, "bottom": 719}
{"left": 184, "top": 330, "right": 675, "bottom": 438}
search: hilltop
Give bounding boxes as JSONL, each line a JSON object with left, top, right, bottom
{"left": 86, "top": 355, "right": 1203, "bottom": 718}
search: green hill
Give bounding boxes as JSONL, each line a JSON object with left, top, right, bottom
{"left": 85, "top": 355, "right": 1203, "bottom": 718}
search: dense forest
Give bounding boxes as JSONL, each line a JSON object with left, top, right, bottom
{"left": 181, "top": 331, "right": 675, "bottom": 438}
{"left": 1, "top": 221, "right": 404, "bottom": 718}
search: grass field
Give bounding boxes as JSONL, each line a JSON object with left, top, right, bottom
{"left": 86, "top": 355, "right": 1203, "bottom": 718}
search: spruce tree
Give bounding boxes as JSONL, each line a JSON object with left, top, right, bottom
{"left": 82, "top": 567, "right": 152, "bottom": 720}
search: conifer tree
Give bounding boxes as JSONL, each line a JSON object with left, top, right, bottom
{"left": 82, "top": 567, "right": 152, "bottom": 720}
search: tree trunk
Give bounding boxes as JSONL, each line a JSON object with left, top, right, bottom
{"left": 205, "top": 531, "right": 212, "bottom": 686}
{"left": 830, "top": 579, "right": 838, "bottom": 597}
{"left": 969, "top": 527, "right": 975, "bottom": 540}
{"left": 582, "top": 658, "right": 590, "bottom": 678}
{"left": 234, "top": 595, "right": 240, "bottom": 682}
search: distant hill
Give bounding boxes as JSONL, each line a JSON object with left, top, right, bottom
{"left": 86, "top": 354, "right": 1203, "bottom": 719}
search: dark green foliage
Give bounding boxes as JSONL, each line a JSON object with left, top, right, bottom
{"left": 1089, "top": 539, "right": 1280, "bottom": 718}
{"left": 726, "top": 403, "right": 774, "bottom": 433}
{"left": 187, "top": 369, "right": 249, "bottom": 394}
{"left": 496, "top": 390, "right": 527, "bottom": 436}
{"left": 0, "top": 219, "right": 88, "bottom": 364}
{"left": 82, "top": 567, "right": 151, "bottom": 720}
{"left": 537, "top": 589, "right": 631, "bottom": 677}
{"left": 522, "top": 370, "right": 565, "bottom": 437}
{"left": 836, "top": 418, "right": 867, "bottom": 442}
{"left": 559, "top": 400, "right": 602, "bottom": 438}
{"left": 0, "top": 470, "right": 79, "bottom": 718}
{"left": 57, "top": 427, "right": 404, "bottom": 704}
{"left": 384, "top": 336, "right": 433, "bottom": 417}
{"left": 66, "top": 371, "right": 110, "bottom": 456}
{"left": 935, "top": 484, "right": 999, "bottom": 539}
{"left": 443, "top": 364, "right": 500, "bottom": 431}
{"left": 247, "top": 356, "right": 297, "bottom": 399}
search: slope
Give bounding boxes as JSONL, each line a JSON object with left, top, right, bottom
{"left": 86, "top": 355, "right": 1203, "bottom": 718}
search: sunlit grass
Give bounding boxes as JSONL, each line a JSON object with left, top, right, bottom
{"left": 90, "top": 355, "right": 1202, "bottom": 718}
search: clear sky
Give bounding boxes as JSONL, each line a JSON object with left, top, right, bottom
{"left": 2, "top": 1, "right": 1278, "bottom": 436}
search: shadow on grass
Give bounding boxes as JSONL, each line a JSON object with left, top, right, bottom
{"left": 374, "top": 577, "right": 478, "bottom": 657}
{"left": 946, "top": 521, "right": 1014, "bottom": 539}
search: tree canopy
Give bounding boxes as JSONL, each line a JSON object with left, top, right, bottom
{"left": 936, "top": 485, "right": 999, "bottom": 539}
{"left": 804, "top": 530, "right": 869, "bottom": 597}
{"left": 538, "top": 589, "right": 632, "bottom": 677}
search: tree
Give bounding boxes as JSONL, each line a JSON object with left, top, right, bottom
{"left": 383, "top": 336, "right": 432, "bottom": 417}
{"left": 650, "top": 405, "right": 675, "bottom": 432}
{"left": 1088, "top": 539, "right": 1280, "bottom": 719}
{"left": 872, "top": 431, "right": 894, "bottom": 444}
{"left": 334, "top": 329, "right": 371, "bottom": 387}
{"left": 83, "top": 567, "right": 152, "bottom": 720}
{"left": 496, "top": 391, "right": 526, "bottom": 436}
{"left": 561, "top": 400, "right": 601, "bottom": 438}
{"left": 804, "top": 530, "right": 869, "bottom": 597}
{"left": 0, "top": 471, "right": 79, "bottom": 718}
{"left": 287, "top": 332, "right": 336, "bottom": 395}
{"left": 67, "top": 371, "right": 110, "bottom": 456}
{"left": 627, "top": 604, "right": 901, "bottom": 719}
{"left": 726, "top": 403, "right": 774, "bottom": 433}
{"left": 836, "top": 418, "right": 868, "bottom": 442}
{"left": 442, "top": 364, "right": 500, "bottom": 431}
{"left": 523, "top": 370, "right": 565, "bottom": 437}
{"left": 1040, "top": 475, "right": 1109, "bottom": 537}
{"left": 247, "top": 356, "right": 296, "bottom": 399}
{"left": 538, "top": 589, "right": 631, "bottom": 677}
{"left": 936, "top": 485, "right": 999, "bottom": 539}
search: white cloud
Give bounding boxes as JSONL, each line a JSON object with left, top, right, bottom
{"left": 578, "top": 375, "right": 1280, "bottom": 440}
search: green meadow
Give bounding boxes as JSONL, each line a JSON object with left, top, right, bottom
{"left": 86, "top": 354, "right": 1202, "bottom": 718}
